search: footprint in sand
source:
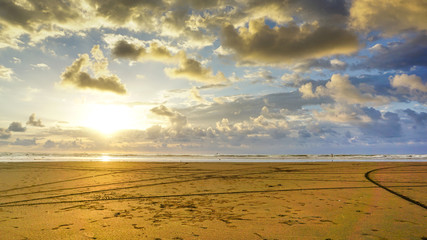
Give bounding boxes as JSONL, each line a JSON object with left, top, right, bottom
{"left": 51, "top": 223, "right": 73, "bottom": 230}
{"left": 132, "top": 224, "right": 144, "bottom": 230}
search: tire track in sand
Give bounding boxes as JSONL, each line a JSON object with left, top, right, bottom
{"left": 364, "top": 165, "right": 427, "bottom": 210}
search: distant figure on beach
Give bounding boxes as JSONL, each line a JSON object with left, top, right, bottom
{"left": 331, "top": 153, "right": 334, "bottom": 162}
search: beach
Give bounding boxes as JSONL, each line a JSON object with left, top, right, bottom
{"left": 0, "top": 161, "right": 426, "bottom": 239}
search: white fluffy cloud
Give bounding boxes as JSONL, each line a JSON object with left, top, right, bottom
{"left": 390, "top": 74, "right": 427, "bottom": 93}
{"left": 215, "top": 106, "right": 288, "bottom": 139}
{"left": 314, "top": 104, "right": 372, "bottom": 124}
{"left": 0, "top": 65, "right": 13, "bottom": 81}
{"left": 189, "top": 87, "right": 207, "bottom": 103}
{"left": 30, "top": 63, "right": 50, "bottom": 70}
{"left": 299, "top": 74, "right": 391, "bottom": 105}
{"left": 150, "top": 105, "right": 188, "bottom": 131}
{"left": 60, "top": 45, "right": 127, "bottom": 95}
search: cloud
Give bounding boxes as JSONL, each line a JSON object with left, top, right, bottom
{"left": 173, "top": 0, "right": 226, "bottom": 10}
{"left": 244, "top": 69, "right": 275, "bottom": 84}
{"left": 350, "top": 0, "right": 427, "bottom": 35}
{"left": 150, "top": 105, "right": 188, "bottom": 131}
{"left": 223, "top": 0, "right": 349, "bottom": 29}
{"left": 390, "top": 74, "right": 427, "bottom": 93}
{"left": 0, "top": 0, "right": 83, "bottom": 48}
{"left": 12, "top": 57, "right": 21, "bottom": 64}
{"left": 44, "top": 139, "right": 56, "bottom": 148}
{"left": 300, "top": 74, "right": 391, "bottom": 105}
{"left": 359, "top": 34, "right": 427, "bottom": 70}
{"left": 196, "top": 83, "right": 232, "bottom": 89}
{"left": 404, "top": 109, "right": 427, "bottom": 126}
{"left": 111, "top": 40, "right": 177, "bottom": 63}
{"left": 165, "top": 56, "right": 228, "bottom": 84}
{"left": 60, "top": 45, "right": 127, "bottom": 95}
{"left": 145, "top": 125, "right": 163, "bottom": 139}
{"left": 280, "top": 72, "right": 308, "bottom": 87}
{"left": 159, "top": 8, "right": 215, "bottom": 48}
{"left": 189, "top": 87, "right": 207, "bottom": 103}
{"left": 0, "top": 0, "right": 165, "bottom": 49}
{"left": 0, "top": 0, "right": 350, "bottom": 50}
{"left": 179, "top": 90, "right": 322, "bottom": 128}
{"left": 8, "top": 122, "right": 26, "bottom": 132}
{"left": 26, "top": 113, "right": 44, "bottom": 127}
{"left": 314, "top": 104, "right": 372, "bottom": 123}
{"left": 314, "top": 104, "right": 402, "bottom": 138}
{"left": 0, "top": 65, "right": 13, "bottom": 81}
{"left": 0, "top": 128, "right": 11, "bottom": 139}
{"left": 220, "top": 19, "right": 358, "bottom": 65}
{"left": 111, "top": 40, "right": 147, "bottom": 61}
{"left": 30, "top": 63, "right": 50, "bottom": 70}
{"left": 11, "top": 138, "right": 37, "bottom": 146}
{"left": 292, "top": 58, "right": 347, "bottom": 73}
{"left": 86, "top": 0, "right": 163, "bottom": 26}
{"left": 0, "top": 0, "right": 213, "bottom": 50}
{"left": 359, "top": 112, "right": 402, "bottom": 138}
{"left": 111, "top": 39, "right": 227, "bottom": 84}
{"left": 215, "top": 106, "right": 289, "bottom": 139}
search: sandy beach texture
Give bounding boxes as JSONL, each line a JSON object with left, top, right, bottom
{"left": 0, "top": 161, "right": 426, "bottom": 240}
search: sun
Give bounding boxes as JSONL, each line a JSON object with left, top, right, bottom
{"left": 83, "top": 104, "right": 136, "bottom": 135}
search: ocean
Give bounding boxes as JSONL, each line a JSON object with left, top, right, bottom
{"left": 1, "top": 152, "right": 426, "bottom": 162}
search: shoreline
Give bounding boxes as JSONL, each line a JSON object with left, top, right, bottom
{"left": 1, "top": 154, "right": 426, "bottom": 163}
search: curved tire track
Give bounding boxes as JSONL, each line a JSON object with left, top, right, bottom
{"left": 365, "top": 166, "right": 427, "bottom": 210}
{"left": 0, "top": 167, "right": 278, "bottom": 207}
{"left": 0, "top": 163, "right": 186, "bottom": 193}
{"left": 1, "top": 185, "right": 427, "bottom": 208}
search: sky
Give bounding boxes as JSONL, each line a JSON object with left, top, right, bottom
{"left": 0, "top": 0, "right": 427, "bottom": 154}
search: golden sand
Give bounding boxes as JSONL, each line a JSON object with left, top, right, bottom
{"left": 0, "top": 162, "right": 426, "bottom": 239}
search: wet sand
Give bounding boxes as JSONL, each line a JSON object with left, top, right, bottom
{"left": 0, "top": 161, "right": 426, "bottom": 239}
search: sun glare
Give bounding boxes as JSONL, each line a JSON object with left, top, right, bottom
{"left": 84, "top": 104, "right": 136, "bottom": 135}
